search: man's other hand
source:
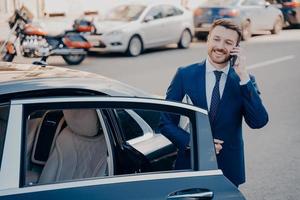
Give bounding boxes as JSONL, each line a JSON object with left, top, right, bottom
{"left": 214, "top": 139, "right": 224, "bottom": 154}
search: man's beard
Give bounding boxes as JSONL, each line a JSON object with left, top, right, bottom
{"left": 210, "top": 48, "right": 231, "bottom": 64}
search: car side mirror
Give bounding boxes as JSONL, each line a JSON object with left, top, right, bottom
{"left": 144, "top": 15, "right": 154, "bottom": 23}
{"left": 265, "top": 2, "right": 271, "bottom": 7}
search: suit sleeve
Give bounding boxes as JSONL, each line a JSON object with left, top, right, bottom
{"left": 159, "top": 68, "right": 190, "bottom": 149}
{"left": 241, "top": 75, "right": 269, "bottom": 129}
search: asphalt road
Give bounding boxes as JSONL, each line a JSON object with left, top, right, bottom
{"left": 14, "top": 29, "right": 300, "bottom": 200}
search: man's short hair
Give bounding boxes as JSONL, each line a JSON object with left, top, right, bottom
{"left": 209, "top": 19, "right": 242, "bottom": 45}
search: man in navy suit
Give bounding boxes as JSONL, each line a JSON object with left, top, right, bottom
{"left": 160, "top": 19, "right": 268, "bottom": 187}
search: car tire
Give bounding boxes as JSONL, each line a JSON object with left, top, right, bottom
{"left": 178, "top": 29, "right": 192, "bottom": 49}
{"left": 271, "top": 16, "right": 283, "bottom": 34}
{"left": 62, "top": 55, "right": 86, "bottom": 65}
{"left": 241, "top": 20, "right": 252, "bottom": 41}
{"left": 126, "top": 36, "right": 143, "bottom": 57}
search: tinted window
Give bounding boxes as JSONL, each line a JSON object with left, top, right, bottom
{"left": 0, "top": 105, "right": 9, "bottom": 169}
{"left": 115, "top": 109, "right": 144, "bottom": 141}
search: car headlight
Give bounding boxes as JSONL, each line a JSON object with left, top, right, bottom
{"left": 107, "top": 30, "right": 123, "bottom": 36}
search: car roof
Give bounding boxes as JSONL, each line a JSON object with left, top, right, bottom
{"left": 0, "top": 62, "right": 151, "bottom": 98}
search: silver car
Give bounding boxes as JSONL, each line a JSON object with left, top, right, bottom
{"left": 89, "top": 2, "right": 194, "bottom": 56}
{"left": 193, "top": 0, "right": 284, "bottom": 40}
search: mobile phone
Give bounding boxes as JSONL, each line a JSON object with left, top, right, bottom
{"left": 230, "top": 55, "right": 237, "bottom": 67}
{"left": 230, "top": 43, "right": 240, "bottom": 67}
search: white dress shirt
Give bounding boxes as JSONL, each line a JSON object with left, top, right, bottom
{"left": 205, "top": 59, "right": 230, "bottom": 111}
{"left": 205, "top": 58, "right": 250, "bottom": 111}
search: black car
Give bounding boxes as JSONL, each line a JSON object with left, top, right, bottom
{"left": 0, "top": 62, "right": 245, "bottom": 199}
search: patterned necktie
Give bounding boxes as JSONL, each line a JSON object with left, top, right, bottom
{"left": 209, "top": 71, "right": 223, "bottom": 124}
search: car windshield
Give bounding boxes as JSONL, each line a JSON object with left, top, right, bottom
{"left": 105, "top": 5, "right": 146, "bottom": 21}
{"left": 199, "top": 0, "right": 239, "bottom": 6}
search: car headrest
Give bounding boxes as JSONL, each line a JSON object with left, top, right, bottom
{"left": 63, "top": 109, "right": 99, "bottom": 137}
{"left": 31, "top": 110, "right": 65, "bottom": 165}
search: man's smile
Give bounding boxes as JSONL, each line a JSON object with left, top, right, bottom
{"left": 213, "top": 49, "right": 227, "bottom": 57}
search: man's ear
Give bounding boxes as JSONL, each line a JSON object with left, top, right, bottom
{"left": 207, "top": 33, "right": 211, "bottom": 41}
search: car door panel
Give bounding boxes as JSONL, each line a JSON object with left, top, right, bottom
{"left": 264, "top": 6, "right": 279, "bottom": 29}
{"left": 141, "top": 6, "right": 167, "bottom": 47}
{"left": 141, "top": 19, "right": 165, "bottom": 48}
{"left": 161, "top": 5, "right": 184, "bottom": 44}
{"left": 260, "top": 1, "right": 276, "bottom": 29}
{"left": 0, "top": 171, "right": 244, "bottom": 200}
{"left": 242, "top": 0, "right": 265, "bottom": 31}
{"left": 0, "top": 97, "right": 245, "bottom": 199}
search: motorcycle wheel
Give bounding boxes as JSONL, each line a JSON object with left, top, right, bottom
{"left": 1, "top": 53, "right": 15, "bottom": 62}
{"left": 62, "top": 55, "right": 86, "bottom": 65}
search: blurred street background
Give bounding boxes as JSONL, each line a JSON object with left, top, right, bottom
{"left": 1, "top": 0, "right": 300, "bottom": 199}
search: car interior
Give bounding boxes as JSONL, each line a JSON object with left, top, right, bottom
{"left": 21, "top": 105, "right": 188, "bottom": 187}
{"left": 25, "top": 109, "right": 108, "bottom": 186}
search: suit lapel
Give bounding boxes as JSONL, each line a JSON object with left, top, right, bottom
{"left": 195, "top": 62, "right": 208, "bottom": 110}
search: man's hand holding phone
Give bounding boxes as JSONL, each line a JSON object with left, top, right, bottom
{"left": 230, "top": 46, "right": 250, "bottom": 83}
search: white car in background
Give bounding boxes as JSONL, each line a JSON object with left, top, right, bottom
{"left": 91, "top": 2, "right": 194, "bottom": 56}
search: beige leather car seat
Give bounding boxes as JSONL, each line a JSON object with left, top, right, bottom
{"left": 39, "top": 109, "right": 108, "bottom": 184}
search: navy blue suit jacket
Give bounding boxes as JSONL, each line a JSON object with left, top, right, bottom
{"left": 160, "top": 61, "right": 268, "bottom": 186}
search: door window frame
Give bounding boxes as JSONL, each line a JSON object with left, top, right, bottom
{"left": 2, "top": 96, "right": 218, "bottom": 191}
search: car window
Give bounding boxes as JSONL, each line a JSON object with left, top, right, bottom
{"left": 242, "top": 0, "right": 263, "bottom": 5}
{"left": 24, "top": 108, "right": 109, "bottom": 186}
{"left": 0, "top": 105, "right": 10, "bottom": 169}
{"left": 199, "top": 0, "right": 239, "bottom": 6}
{"left": 105, "top": 4, "right": 146, "bottom": 21}
{"left": 266, "top": 0, "right": 277, "bottom": 3}
{"left": 162, "top": 5, "right": 183, "bottom": 17}
{"left": 21, "top": 102, "right": 197, "bottom": 187}
{"left": 112, "top": 108, "right": 192, "bottom": 172}
{"left": 257, "top": 0, "right": 268, "bottom": 5}
{"left": 115, "top": 109, "right": 144, "bottom": 141}
{"left": 145, "top": 6, "right": 164, "bottom": 20}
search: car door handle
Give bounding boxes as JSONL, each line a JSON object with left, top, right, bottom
{"left": 167, "top": 188, "right": 213, "bottom": 200}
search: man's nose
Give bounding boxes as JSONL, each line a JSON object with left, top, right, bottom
{"left": 216, "top": 41, "right": 226, "bottom": 49}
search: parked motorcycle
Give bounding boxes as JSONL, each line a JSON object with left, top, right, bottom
{"left": 71, "top": 11, "right": 98, "bottom": 34}
{"left": 0, "top": 6, "right": 92, "bottom": 65}
{"left": 72, "top": 18, "right": 97, "bottom": 34}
